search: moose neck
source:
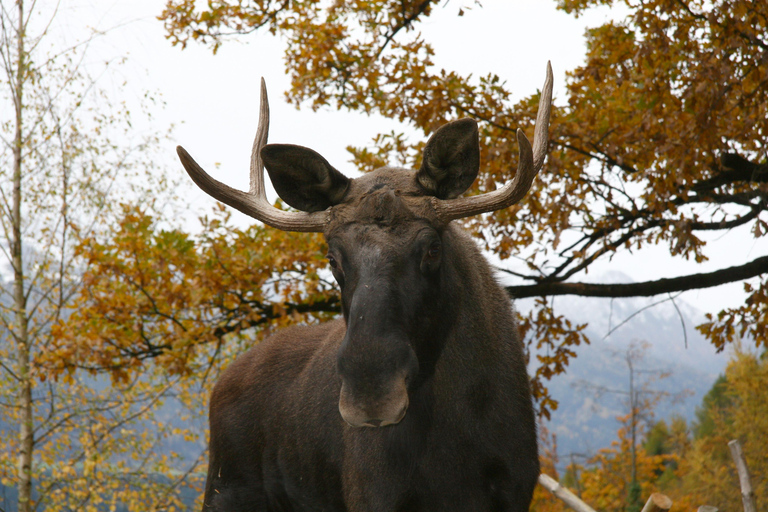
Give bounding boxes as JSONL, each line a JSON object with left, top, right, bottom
{"left": 411, "top": 223, "right": 515, "bottom": 394}
{"left": 435, "top": 225, "right": 513, "bottom": 368}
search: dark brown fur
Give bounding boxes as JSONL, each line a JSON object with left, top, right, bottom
{"left": 201, "top": 120, "right": 539, "bottom": 512}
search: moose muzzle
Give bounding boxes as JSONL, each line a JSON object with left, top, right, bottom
{"left": 338, "top": 376, "right": 409, "bottom": 428}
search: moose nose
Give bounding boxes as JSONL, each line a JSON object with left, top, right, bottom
{"left": 339, "top": 380, "right": 409, "bottom": 428}
{"left": 362, "top": 402, "right": 408, "bottom": 428}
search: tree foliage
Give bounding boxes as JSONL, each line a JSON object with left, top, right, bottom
{"left": 565, "top": 340, "right": 690, "bottom": 511}
{"left": 0, "top": 3, "right": 201, "bottom": 510}
{"left": 4, "top": 1, "right": 760, "bottom": 508}
{"left": 159, "top": 0, "right": 768, "bottom": 349}
{"left": 533, "top": 346, "right": 767, "bottom": 512}
{"left": 38, "top": 203, "right": 336, "bottom": 510}
{"left": 577, "top": 412, "right": 673, "bottom": 512}
{"left": 47, "top": 205, "right": 338, "bottom": 382}
{"left": 530, "top": 426, "right": 569, "bottom": 512}
{"left": 681, "top": 346, "right": 768, "bottom": 511}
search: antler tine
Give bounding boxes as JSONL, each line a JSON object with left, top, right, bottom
{"left": 532, "top": 61, "right": 553, "bottom": 171}
{"left": 176, "top": 78, "right": 327, "bottom": 232}
{"left": 250, "top": 77, "right": 270, "bottom": 199}
{"left": 434, "top": 61, "right": 553, "bottom": 222}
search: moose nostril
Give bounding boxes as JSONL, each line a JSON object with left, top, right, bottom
{"left": 364, "top": 419, "right": 383, "bottom": 428}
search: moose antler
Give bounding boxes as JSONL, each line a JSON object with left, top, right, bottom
{"left": 433, "top": 61, "right": 553, "bottom": 221}
{"left": 176, "top": 78, "right": 327, "bottom": 232}
{"left": 179, "top": 64, "right": 552, "bottom": 230}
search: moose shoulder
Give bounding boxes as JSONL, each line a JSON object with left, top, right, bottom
{"left": 177, "top": 62, "right": 553, "bottom": 512}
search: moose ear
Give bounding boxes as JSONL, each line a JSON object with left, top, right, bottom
{"left": 261, "top": 144, "right": 351, "bottom": 213}
{"left": 416, "top": 118, "right": 480, "bottom": 199}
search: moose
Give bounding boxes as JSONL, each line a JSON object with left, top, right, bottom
{"left": 176, "top": 62, "right": 553, "bottom": 512}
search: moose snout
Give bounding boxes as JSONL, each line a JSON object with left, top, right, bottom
{"left": 338, "top": 378, "right": 409, "bottom": 428}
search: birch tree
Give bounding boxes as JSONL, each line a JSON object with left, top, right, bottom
{"left": 0, "top": 2, "right": 201, "bottom": 510}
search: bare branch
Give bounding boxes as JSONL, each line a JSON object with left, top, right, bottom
{"left": 507, "top": 255, "right": 768, "bottom": 299}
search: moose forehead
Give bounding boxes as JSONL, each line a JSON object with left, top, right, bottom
{"left": 325, "top": 166, "right": 443, "bottom": 237}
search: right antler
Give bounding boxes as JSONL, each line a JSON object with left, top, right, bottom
{"left": 432, "top": 61, "right": 553, "bottom": 221}
{"left": 176, "top": 78, "right": 327, "bottom": 232}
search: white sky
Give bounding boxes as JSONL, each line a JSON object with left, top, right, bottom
{"left": 37, "top": 0, "right": 767, "bottom": 320}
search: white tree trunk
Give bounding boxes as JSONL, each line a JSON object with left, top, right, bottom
{"left": 11, "top": 2, "right": 34, "bottom": 511}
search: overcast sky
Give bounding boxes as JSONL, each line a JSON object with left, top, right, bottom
{"left": 38, "top": 0, "right": 767, "bottom": 321}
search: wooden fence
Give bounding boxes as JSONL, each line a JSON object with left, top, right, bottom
{"left": 538, "top": 439, "right": 758, "bottom": 512}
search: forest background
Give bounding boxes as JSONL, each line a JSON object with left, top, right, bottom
{"left": 0, "top": 0, "right": 766, "bottom": 511}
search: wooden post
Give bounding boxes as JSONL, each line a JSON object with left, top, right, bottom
{"left": 538, "top": 473, "right": 598, "bottom": 512}
{"left": 697, "top": 507, "right": 718, "bottom": 512}
{"left": 640, "top": 493, "right": 672, "bottom": 512}
{"left": 728, "top": 439, "right": 757, "bottom": 512}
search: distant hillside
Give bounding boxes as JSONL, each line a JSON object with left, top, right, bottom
{"left": 519, "top": 272, "right": 732, "bottom": 471}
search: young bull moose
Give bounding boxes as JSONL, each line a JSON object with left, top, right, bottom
{"left": 176, "top": 62, "right": 553, "bottom": 512}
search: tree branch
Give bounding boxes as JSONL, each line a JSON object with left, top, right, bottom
{"left": 374, "top": 0, "right": 435, "bottom": 60}
{"left": 694, "top": 153, "right": 768, "bottom": 192}
{"left": 507, "top": 255, "right": 768, "bottom": 299}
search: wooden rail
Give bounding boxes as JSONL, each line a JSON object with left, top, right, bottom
{"left": 539, "top": 438, "right": 756, "bottom": 512}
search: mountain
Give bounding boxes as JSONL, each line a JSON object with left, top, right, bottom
{"left": 519, "top": 271, "right": 732, "bottom": 470}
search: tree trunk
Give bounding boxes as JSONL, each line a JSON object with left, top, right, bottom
{"left": 12, "top": 1, "right": 34, "bottom": 511}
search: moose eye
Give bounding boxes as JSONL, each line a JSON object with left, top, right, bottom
{"left": 327, "top": 254, "right": 339, "bottom": 270}
{"left": 420, "top": 241, "right": 442, "bottom": 275}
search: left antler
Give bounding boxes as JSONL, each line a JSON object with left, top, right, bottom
{"left": 176, "top": 78, "right": 327, "bottom": 232}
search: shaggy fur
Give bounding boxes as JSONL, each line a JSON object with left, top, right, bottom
{"left": 201, "top": 119, "right": 539, "bottom": 512}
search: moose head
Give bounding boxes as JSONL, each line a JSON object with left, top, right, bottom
{"left": 176, "top": 63, "right": 552, "bottom": 429}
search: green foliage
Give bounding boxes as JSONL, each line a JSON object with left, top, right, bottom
{"left": 626, "top": 481, "right": 642, "bottom": 512}
{"left": 643, "top": 420, "right": 671, "bottom": 457}
{"left": 693, "top": 374, "right": 731, "bottom": 439}
{"left": 642, "top": 416, "right": 690, "bottom": 489}
{"left": 682, "top": 345, "right": 768, "bottom": 511}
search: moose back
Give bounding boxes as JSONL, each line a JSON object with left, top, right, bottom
{"left": 177, "top": 63, "right": 553, "bottom": 512}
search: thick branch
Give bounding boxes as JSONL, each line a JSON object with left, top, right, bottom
{"left": 557, "top": 140, "right": 640, "bottom": 174}
{"left": 694, "top": 153, "right": 768, "bottom": 192}
{"left": 210, "top": 297, "right": 341, "bottom": 339}
{"left": 507, "top": 255, "right": 768, "bottom": 299}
